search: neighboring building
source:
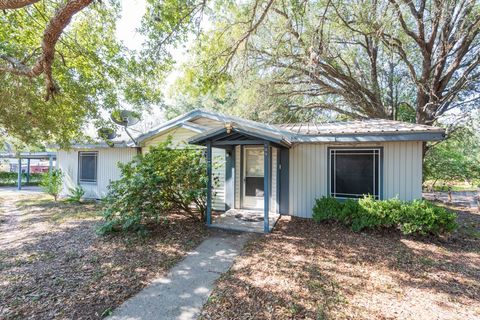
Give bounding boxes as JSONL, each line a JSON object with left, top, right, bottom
{"left": 57, "top": 110, "right": 444, "bottom": 231}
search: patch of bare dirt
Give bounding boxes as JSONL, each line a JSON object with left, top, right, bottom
{"left": 200, "top": 215, "right": 480, "bottom": 320}
{"left": 0, "top": 193, "right": 209, "bottom": 319}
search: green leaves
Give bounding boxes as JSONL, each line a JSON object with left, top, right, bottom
{"left": 0, "top": 1, "right": 165, "bottom": 146}
{"left": 99, "top": 138, "right": 208, "bottom": 234}
{"left": 312, "top": 196, "right": 458, "bottom": 236}
{"left": 40, "top": 169, "right": 63, "bottom": 202}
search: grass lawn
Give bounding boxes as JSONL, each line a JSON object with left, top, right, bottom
{"left": 200, "top": 207, "right": 480, "bottom": 319}
{"left": 0, "top": 193, "right": 209, "bottom": 319}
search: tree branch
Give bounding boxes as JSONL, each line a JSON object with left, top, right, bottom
{"left": 0, "top": 0, "right": 93, "bottom": 100}
{"left": 0, "top": 0, "right": 39, "bottom": 10}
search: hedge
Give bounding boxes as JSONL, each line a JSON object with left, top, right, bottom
{"left": 0, "top": 172, "right": 46, "bottom": 186}
{"left": 312, "top": 196, "right": 457, "bottom": 236}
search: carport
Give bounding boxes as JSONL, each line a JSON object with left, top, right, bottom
{"left": 0, "top": 152, "right": 56, "bottom": 190}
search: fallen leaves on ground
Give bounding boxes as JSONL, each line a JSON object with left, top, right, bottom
{"left": 0, "top": 193, "right": 209, "bottom": 319}
{"left": 200, "top": 212, "right": 480, "bottom": 320}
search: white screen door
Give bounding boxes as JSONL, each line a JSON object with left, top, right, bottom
{"left": 243, "top": 147, "right": 264, "bottom": 209}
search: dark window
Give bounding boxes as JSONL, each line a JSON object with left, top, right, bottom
{"left": 78, "top": 152, "right": 98, "bottom": 184}
{"left": 245, "top": 177, "right": 264, "bottom": 197}
{"left": 330, "top": 149, "right": 380, "bottom": 199}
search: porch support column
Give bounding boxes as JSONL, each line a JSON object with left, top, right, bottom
{"left": 206, "top": 140, "right": 213, "bottom": 226}
{"left": 17, "top": 157, "right": 22, "bottom": 190}
{"left": 264, "top": 142, "right": 270, "bottom": 233}
{"left": 49, "top": 155, "right": 53, "bottom": 174}
{"left": 26, "top": 158, "right": 31, "bottom": 184}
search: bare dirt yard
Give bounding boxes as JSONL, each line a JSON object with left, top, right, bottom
{"left": 0, "top": 190, "right": 209, "bottom": 319}
{"left": 200, "top": 203, "right": 480, "bottom": 320}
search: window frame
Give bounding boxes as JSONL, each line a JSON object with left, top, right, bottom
{"left": 78, "top": 151, "right": 98, "bottom": 185}
{"left": 327, "top": 147, "right": 383, "bottom": 200}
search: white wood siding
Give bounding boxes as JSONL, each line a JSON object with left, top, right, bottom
{"left": 58, "top": 127, "right": 227, "bottom": 210}
{"left": 234, "top": 145, "right": 241, "bottom": 209}
{"left": 383, "top": 141, "right": 423, "bottom": 200}
{"left": 288, "top": 141, "right": 423, "bottom": 217}
{"left": 141, "top": 127, "right": 198, "bottom": 152}
{"left": 270, "top": 147, "right": 278, "bottom": 213}
{"left": 58, "top": 148, "right": 138, "bottom": 199}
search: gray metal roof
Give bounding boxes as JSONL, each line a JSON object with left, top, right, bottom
{"left": 278, "top": 119, "right": 444, "bottom": 135}
{"left": 61, "top": 110, "right": 446, "bottom": 150}
{"left": 134, "top": 109, "right": 292, "bottom": 145}
{"left": 188, "top": 122, "right": 292, "bottom": 148}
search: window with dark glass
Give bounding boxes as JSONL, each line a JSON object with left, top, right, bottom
{"left": 329, "top": 149, "right": 380, "bottom": 199}
{"left": 78, "top": 152, "right": 98, "bottom": 184}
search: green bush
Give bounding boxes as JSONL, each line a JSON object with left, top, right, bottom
{"left": 66, "top": 186, "right": 85, "bottom": 203}
{"left": 0, "top": 172, "right": 46, "bottom": 186}
{"left": 312, "top": 196, "right": 457, "bottom": 236}
{"left": 40, "top": 169, "right": 63, "bottom": 201}
{"left": 99, "top": 139, "right": 211, "bottom": 234}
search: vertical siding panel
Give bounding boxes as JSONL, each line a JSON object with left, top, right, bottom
{"left": 321, "top": 144, "right": 327, "bottom": 196}
{"left": 304, "top": 145, "right": 309, "bottom": 218}
{"left": 235, "top": 145, "right": 241, "bottom": 209}
{"left": 383, "top": 143, "right": 389, "bottom": 199}
{"left": 387, "top": 143, "right": 394, "bottom": 199}
{"left": 292, "top": 145, "right": 298, "bottom": 216}
{"left": 405, "top": 142, "right": 415, "bottom": 200}
{"left": 394, "top": 142, "right": 400, "bottom": 198}
{"left": 414, "top": 141, "right": 423, "bottom": 199}
{"left": 306, "top": 145, "right": 317, "bottom": 218}
{"left": 303, "top": 145, "right": 309, "bottom": 217}
{"left": 401, "top": 143, "right": 407, "bottom": 199}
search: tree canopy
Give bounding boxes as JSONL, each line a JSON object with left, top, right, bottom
{"left": 169, "top": 0, "right": 480, "bottom": 126}
{"left": 1, "top": 0, "right": 479, "bottom": 146}
{"left": 0, "top": 0, "right": 165, "bottom": 146}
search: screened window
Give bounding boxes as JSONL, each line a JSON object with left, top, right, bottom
{"left": 78, "top": 152, "right": 98, "bottom": 184}
{"left": 329, "top": 149, "right": 380, "bottom": 199}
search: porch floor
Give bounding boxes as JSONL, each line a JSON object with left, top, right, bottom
{"left": 211, "top": 209, "right": 280, "bottom": 233}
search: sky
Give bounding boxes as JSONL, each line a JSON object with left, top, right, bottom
{"left": 116, "top": 0, "right": 190, "bottom": 94}
{"left": 106, "top": 0, "right": 185, "bottom": 138}
{"left": 115, "top": 0, "right": 146, "bottom": 51}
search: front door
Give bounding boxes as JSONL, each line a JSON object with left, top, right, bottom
{"left": 243, "top": 146, "right": 264, "bottom": 209}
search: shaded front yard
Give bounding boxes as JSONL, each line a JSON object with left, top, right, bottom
{"left": 200, "top": 212, "right": 480, "bottom": 319}
{"left": 0, "top": 191, "right": 209, "bottom": 319}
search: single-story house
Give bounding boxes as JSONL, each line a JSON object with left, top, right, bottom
{"left": 57, "top": 109, "right": 445, "bottom": 232}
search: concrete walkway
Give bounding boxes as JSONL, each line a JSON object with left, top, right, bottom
{"left": 108, "top": 231, "right": 252, "bottom": 320}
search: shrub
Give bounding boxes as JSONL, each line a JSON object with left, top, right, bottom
{"left": 40, "top": 169, "right": 63, "bottom": 201}
{"left": 312, "top": 196, "right": 343, "bottom": 222}
{"left": 99, "top": 139, "right": 211, "bottom": 234}
{"left": 66, "top": 186, "right": 85, "bottom": 203}
{"left": 0, "top": 172, "right": 46, "bottom": 186}
{"left": 312, "top": 196, "right": 457, "bottom": 236}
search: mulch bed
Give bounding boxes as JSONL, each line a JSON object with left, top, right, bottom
{"left": 0, "top": 195, "right": 209, "bottom": 319}
{"left": 200, "top": 215, "right": 480, "bottom": 320}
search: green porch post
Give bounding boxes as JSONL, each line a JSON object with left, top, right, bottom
{"left": 49, "top": 155, "right": 53, "bottom": 174}
{"left": 26, "top": 158, "right": 30, "bottom": 184}
{"left": 264, "top": 142, "right": 270, "bottom": 232}
{"left": 17, "top": 157, "right": 22, "bottom": 190}
{"left": 206, "top": 141, "right": 212, "bottom": 226}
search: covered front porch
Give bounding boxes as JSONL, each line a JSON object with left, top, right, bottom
{"left": 212, "top": 209, "right": 280, "bottom": 233}
{"left": 189, "top": 122, "right": 290, "bottom": 233}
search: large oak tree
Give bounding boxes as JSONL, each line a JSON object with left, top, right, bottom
{"left": 174, "top": 0, "right": 480, "bottom": 127}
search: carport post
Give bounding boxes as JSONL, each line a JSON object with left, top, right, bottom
{"left": 26, "top": 158, "right": 30, "bottom": 184}
{"left": 17, "top": 157, "right": 22, "bottom": 190}
{"left": 206, "top": 141, "right": 212, "bottom": 226}
{"left": 49, "top": 155, "right": 53, "bottom": 174}
{"left": 264, "top": 142, "right": 270, "bottom": 233}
